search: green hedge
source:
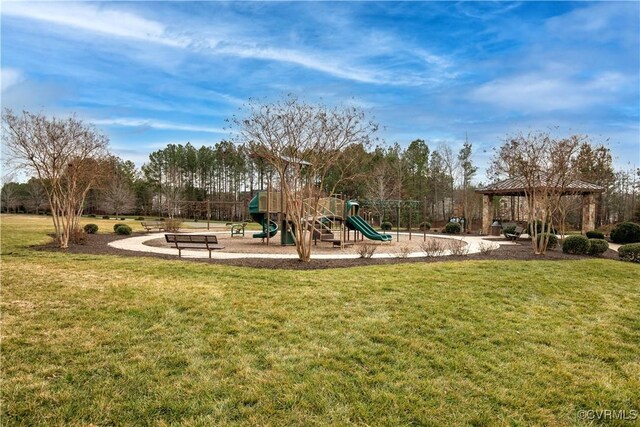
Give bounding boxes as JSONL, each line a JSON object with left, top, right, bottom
{"left": 585, "top": 230, "right": 605, "bottom": 239}
{"left": 562, "top": 235, "right": 590, "bottom": 255}
{"left": 610, "top": 222, "right": 640, "bottom": 244}
{"left": 587, "top": 238, "right": 609, "bottom": 256}
{"left": 618, "top": 243, "right": 640, "bottom": 263}
{"left": 83, "top": 223, "right": 98, "bottom": 234}
{"left": 114, "top": 224, "right": 132, "bottom": 235}
{"left": 444, "top": 222, "right": 462, "bottom": 234}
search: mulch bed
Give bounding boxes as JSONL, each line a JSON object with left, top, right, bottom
{"left": 31, "top": 232, "right": 622, "bottom": 270}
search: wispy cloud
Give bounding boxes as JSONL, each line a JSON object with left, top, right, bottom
{"left": 91, "top": 118, "right": 227, "bottom": 134}
{"left": 1, "top": 68, "right": 23, "bottom": 92}
{"left": 2, "top": 2, "right": 187, "bottom": 47}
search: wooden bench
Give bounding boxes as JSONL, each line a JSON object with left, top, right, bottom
{"left": 165, "top": 234, "right": 225, "bottom": 258}
{"left": 505, "top": 226, "right": 525, "bottom": 241}
{"left": 141, "top": 221, "right": 165, "bottom": 232}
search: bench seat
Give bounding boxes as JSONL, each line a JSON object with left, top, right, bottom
{"left": 165, "top": 234, "right": 225, "bottom": 258}
{"left": 142, "top": 221, "right": 165, "bottom": 232}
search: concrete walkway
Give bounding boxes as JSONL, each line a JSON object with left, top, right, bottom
{"left": 108, "top": 232, "right": 506, "bottom": 260}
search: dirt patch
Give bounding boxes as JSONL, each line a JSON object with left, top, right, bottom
{"left": 32, "top": 232, "right": 621, "bottom": 270}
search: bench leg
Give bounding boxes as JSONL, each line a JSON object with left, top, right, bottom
{"left": 178, "top": 248, "right": 182, "bottom": 258}
{"left": 209, "top": 250, "right": 212, "bottom": 259}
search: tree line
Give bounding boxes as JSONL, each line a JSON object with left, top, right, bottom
{"left": 2, "top": 106, "right": 639, "bottom": 249}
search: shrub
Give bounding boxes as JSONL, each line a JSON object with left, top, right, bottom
{"left": 586, "top": 230, "right": 605, "bottom": 239}
{"left": 114, "top": 224, "right": 132, "bottom": 235}
{"left": 83, "top": 223, "right": 98, "bottom": 234}
{"left": 395, "top": 245, "right": 411, "bottom": 258}
{"left": 164, "top": 218, "right": 183, "bottom": 232}
{"left": 447, "top": 239, "right": 469, "bottom": 256}
{"left": 610, "top": 222, "right": 640, "bottom": 244}
{"left": 120, "top": 217, "right": 126, "bottom": 221}
{"left": 587, "top": 238, "right": 609, "bottom": 256}
{"left": 478, "top": 241, "right": 496, "bottom": 255}
{"left": 618, "top": 243, "right": 640, "bottom": 263}
{"left": 419, "top": 222, "right": 431, "bottom": 231}
{"left": 88, "top": 214, "right": 96, "bottom": 218}
{"left": 102, "top": 215, "right": 110, "bottom": 219}
{"left": 381, "top": 221, "right": 392, "bottom": 231}
{"left": 69, "top": 228, "right": 87, "bottom": 244}
{"left": 562, "top": 235, "right": 590, "bottom": 255}
{"left": 444, "top": 222, "right": 461, "bottom": 234}
{"left": 135, "top": 216, "right": 145, "bottom": 221}
{"left": 527, "top": 220, "right": 556, "bottom": 235}
{"left": 421, "top": 239, "right": 446, "bottom": 257}
{"left": 113, "top": 223, "right": 123, "bottom": 232}
{"left": 503, "top": 225, "right": 516, "bottom": 239}
{"left": 356, "top": 243, "right": 377, "bottom": 259}
{"left": 536, "top": 233, "right": 558, "bottom": 249}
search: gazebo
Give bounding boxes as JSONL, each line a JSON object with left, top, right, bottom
{"left": 476, "top": 177, "right": 604, "bottom": 235}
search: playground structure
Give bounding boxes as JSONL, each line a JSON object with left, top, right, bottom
{"left": 248, "top": 191, "right": 392, "bottom": 247}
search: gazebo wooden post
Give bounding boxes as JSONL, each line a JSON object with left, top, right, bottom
{"left": 581, "top": 193, "right": 596, "bottom": 234}
{"left": 482, "top": 194, "right": 493, "bottom": 235}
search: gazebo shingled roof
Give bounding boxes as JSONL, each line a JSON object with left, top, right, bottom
{"left": 476, "top": 177, "right": 604, "bottom": 196}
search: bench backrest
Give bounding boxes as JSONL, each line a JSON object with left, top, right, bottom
{"left": 165, "top": 234, "right": 218, "bottom": 244}
{"left": 142, "top": 221, "right": 163, "bottom": 226}
{"left": 514, "top": 226, "right": 525, "bottom": 234}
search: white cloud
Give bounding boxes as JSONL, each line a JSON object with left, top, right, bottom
{"left": 471, "top": 72, "right": 629, "bottom": 113}
{"left": 92, "top": 118, "right": 228, "bottom": 134}
{"left": 1, "top": 68, "right": 23, "bottom": 92}
{"left": 2, "top": 2, "right": 188, "bottom": 47}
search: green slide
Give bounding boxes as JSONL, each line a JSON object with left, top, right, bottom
{"left": 346, "top": 215, "right": 392, "bottom": 241}
{"left": 248, "top": 194, "right": 278, "bottom": 239}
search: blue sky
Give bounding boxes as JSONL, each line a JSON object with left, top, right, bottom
{"left": 2, "top": 1, "right": 639, "bottom": 181}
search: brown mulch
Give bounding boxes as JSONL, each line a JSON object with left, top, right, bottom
{"left": 31, "top": 232, "right": 621, "bottom": 270}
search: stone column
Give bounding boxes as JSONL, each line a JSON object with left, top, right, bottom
{"left": 581, "top": 193, "right": 596, "bottom": 234}
{"left": 482, "top": 194, "right": 493, "bottom": 235}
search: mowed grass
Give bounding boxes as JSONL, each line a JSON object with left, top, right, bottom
{"left": 1, "top": 215, "right": 639, "bottom": 426}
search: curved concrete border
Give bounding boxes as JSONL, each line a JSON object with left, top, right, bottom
{"left": 108, "top": 231, "right": 506, "bottom": 260}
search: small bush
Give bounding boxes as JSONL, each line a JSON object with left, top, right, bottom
{"left": 164, "top": 218, "right": 183, "bottom": 232}
{"left": 88, "top": 214, "right": 96, "bottom": 218}
{"left": 444, "top": 222, "right": 461, "bottom": 234}
{"left": 69, "top": 228, "right": 87, "bottom": 244}
{"left": 447, "top": 239, "right": 469, "bottom": 256}
{"left": 527, "top": 220, "right": 556, "bottom": 235}
{"left": 618, "top": 243, "right": 640, "bottom": 263}
{"left": 537, "top": 233, "right": 558, "bottom": 250}
{"left": 421, "top": 239, "right": 446, "bottom": 257}
{"left": 586, "top": 230, "right": 605, "bottom": 239}
{"left": 120, "top": 217, "right": 126, "bottom": 221}
{"left": 114, "top": 224, "right": 132, "bottom": 235}
{"left": 83, "top": 223, "right": 99, "bottom": 234}
{"left": 503, "top": 225, "right": 516, "bottom": 238}
{"left": 381, "top": 221, "right": 392, "bottom": 231}
{"left": 395, "top": 245, "right": 412, "bottom": 258}
{"left": 102, "top": 215, "right": 110, "bottom": 219}
{"left": 562, "top": 235, "right": 590, "bottom": 255}
{"left": 478, "top": 241, "right": 496, "bottom": 255}
{"left": 610, "top": 222, "right": 640, "bottom": 244}
{"left": 356, "top": 243, "right": 377, "bottom": 259}
{"left": 419, "top": 222, "right": 431, "bottom": 231}
{"left": 587, "top": 238, "right": 609, "bottom": 256}
{"left": 135, "top": 216, "right": 145, "bottom": 221}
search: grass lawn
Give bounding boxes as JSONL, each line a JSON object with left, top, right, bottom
{"left": 1, "top": 214, "right": 639, "bottom": 426}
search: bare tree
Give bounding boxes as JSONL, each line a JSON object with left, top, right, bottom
{"left": 99, "top": 157, "right": 136, "bottom": 216}
{"left": 1, "top": 173, "right": 21, "bottom": 213}
{"left": 233, "top": 96, "right": 377, "bottom": 262}
{"left": 491, "top": 131, "right": 582, "bottom": 254}
{"left": 2, "top": 110, "right": 110, "bottom": 248}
